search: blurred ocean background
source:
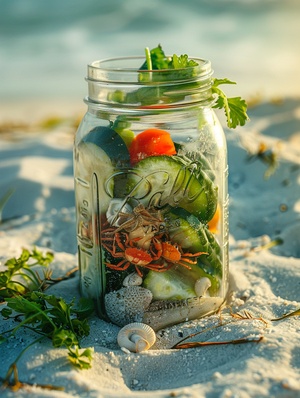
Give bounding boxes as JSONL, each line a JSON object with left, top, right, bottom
{"left": 0, "top": 0, "right": 299, "bottom": 104}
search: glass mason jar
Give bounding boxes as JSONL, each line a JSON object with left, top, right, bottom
{"left": 74, "top": 56, "right": 229, "bottom": 332}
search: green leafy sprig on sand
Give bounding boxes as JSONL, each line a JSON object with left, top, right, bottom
{"left": 0, "top": 247, "right": 55, "bottom": 297}
{"left": 2, "top": 292, "right": 94, "bottom": 366}
{"left": 0, "top": 248, "right": 95, "bottom": 391}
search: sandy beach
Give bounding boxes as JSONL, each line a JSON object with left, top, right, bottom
{"left": 0, "top": 97, "right": 299, "bottom": 398}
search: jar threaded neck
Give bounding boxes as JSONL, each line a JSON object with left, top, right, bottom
{"left": 85, "top": 56, "right": 214, "bottom": 108}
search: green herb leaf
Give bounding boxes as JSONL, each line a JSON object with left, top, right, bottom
{"left": 0, "top": 247, "right": 55, "bottom": 297}
{"left": 72, "top": 297, "right": 95, "bottom": 320}
{"left": 1, "top": 307, "right": 13, "bottom": 318}
{"left": 67, "top": 346, "right": 94, "bottom": 370}
{"left": 30, "top": 247, "right": 54, "bottom": 267}
{"left": 140, "top": 44, "right": 169, "bottom": 70}
{"left": 139, "top": 45, "right": 198, "bottom": 84}
{"left": 52, "top": 328, "right": 78, "bottom": 348}
{"left": 212, "top": 78, "right": 249, "bottom": 128}
{"left": 170, "top": 53, "right": 198, "bottom": 69}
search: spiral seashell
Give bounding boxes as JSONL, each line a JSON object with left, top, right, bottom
{"left": 117, "top": 322, "right": 156, "bottom": 353}
{"left": 123, "top": 272, "right": 143, "bottom": 287}
{"left": 194, "top": 277, "right": 211, "bottom": 297}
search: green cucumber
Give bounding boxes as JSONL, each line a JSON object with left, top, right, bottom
{"left": 165, "top": 211, "right": 223, "bottom": 278}
{"left": 83, "top": 126, "right": 130, "bottom": 164}
{"left": 143, "top": 264, "right": 219, "bottom": 299}
{"left": 123, "top": 155, "right": 218, "bottom": 223}
{"left": 112, "top": 117, "right": 135, "bottom": 148}
{"left": 143, "top": 269, "right": 196, "bottom": 300}
{"left": 82, "top": 126, "right": 131, "bottom": 209}
{"left": 174, "top": 143, "right": 216, "bottom": 182}
{"left": 75, "top": 141, "right": 114, "bottom": 213}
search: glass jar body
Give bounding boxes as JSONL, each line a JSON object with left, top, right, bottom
{"left": 74, "top": 59, "right": 229, "bottom": 331}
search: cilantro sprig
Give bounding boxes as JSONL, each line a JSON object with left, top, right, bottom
{"left": 111, "top": 45, "right": 249, "bottom": 129}
{"left": 212, "top": 78, "right": 249, "bottom": 128}
{"left": 141, "top": 45, "right": 198, "bottom": 74}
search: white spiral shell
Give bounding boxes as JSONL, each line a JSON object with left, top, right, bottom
{"left": 117, "top": 322, "right": 156, "bottom": 353}
{"left": 194, "top": 277, "right": 212, "bottom": 297}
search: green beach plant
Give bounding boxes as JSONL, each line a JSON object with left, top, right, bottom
{"left": 0, "top": 248, "right": 94, "bottom": 392}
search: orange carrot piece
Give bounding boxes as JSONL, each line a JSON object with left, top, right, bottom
{"left": 129, "top": 128, "right": 176, "bottom": 164}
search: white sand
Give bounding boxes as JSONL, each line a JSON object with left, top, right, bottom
{"left": 0, "top": 98, "right": 299, "bottom": 397}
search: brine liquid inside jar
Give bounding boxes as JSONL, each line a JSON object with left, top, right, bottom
{"left": 74, "top": 56, "right": 229, "bottom": 331}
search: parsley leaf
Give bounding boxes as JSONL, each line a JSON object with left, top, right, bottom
{"left": 140, "top": 44, "right": 169, "bottom": 70}
{"left": 170, "top": 53, "right": 198, "bottom": 69}
{"left": 140, "top": 45, "right": 198, "bottom": 71}
{"left": 212, "top": 78, "right": 249, "bottom": 128}
{"left": 139, "top": 45, "right": 198, "bottom": 83}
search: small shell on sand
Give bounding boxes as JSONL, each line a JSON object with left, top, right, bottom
{"left": 123, "top": 272, "right": 143, "bottom": 287}
{"left": 117, "top": 322, "right": 156, "bottom": 353}
{"left": 105, "top": 286, "right": 153, "bottom": 327}
{"left": 194, "top": 277, "right": 211, "bottom": 297}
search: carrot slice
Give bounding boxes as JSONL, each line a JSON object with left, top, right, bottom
{"left": 129, "top": 128, "right": 176, "bottom": 164}
{"left": 207, "top": 204, "right": 220, "bottom": 233}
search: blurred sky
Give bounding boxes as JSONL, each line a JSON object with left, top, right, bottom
{"left": 0, "top": 0, "right": 299, "bottom": 104}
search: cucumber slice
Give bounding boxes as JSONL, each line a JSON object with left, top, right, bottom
{"left": 112, "top": 117, "right": 135, "bottom": 148}
{"left": 83, "top": 126, "right": 130, "bottom": 164}
{"left": 174, "top": 143, "right": 216, "bottom": 181}
{"left": 123, "top": 155, "right": 218, "bottom": 223}
{"left": 143, "top": 269, "right": 196, "bottom": 300}
{"left": 75, "top": 141, "right": 114, "bottom": 213}
{"left": 165, "top": 211, "right": 222, "bottom": 279}
{"left": 114, "top": 128, "right": 135, "bottom": 148}
{"left": 143, "top": 263, "right": 219, "bottom": 299}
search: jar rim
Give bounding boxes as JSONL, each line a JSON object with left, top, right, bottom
{"left": 87, "top": 56, "right": 212, "bottom": 83}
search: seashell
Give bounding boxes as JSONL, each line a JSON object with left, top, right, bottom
{"left": 143, "top": 296, "right": 224, "bottom": 331}
{"left": 123, "top": 272, "right": 143, "bottom": 287}
{"left": 106, "top": 198, "right": 132, "bottom": 226}
{"left": 105, "top": 286, "right": 153, "bottom": 327}
{"left": 117, "top": 322, "right": 156, "bottom": 353}
{"left": 194, "top": 277, "right": 211, "bottom": 297}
